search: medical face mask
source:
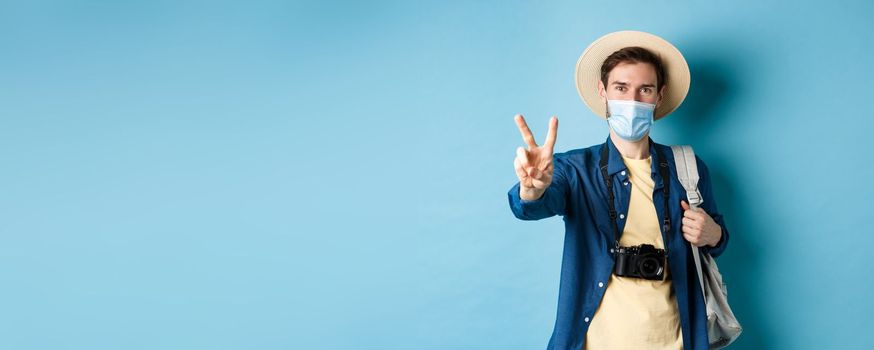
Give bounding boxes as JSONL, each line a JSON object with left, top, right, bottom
{"left": 606, "top": 99, "right": 655, "bottom": 142}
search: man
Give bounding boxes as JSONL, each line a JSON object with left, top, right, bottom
{"left": 507, "top": 31, "right": 729, "bottom": 350}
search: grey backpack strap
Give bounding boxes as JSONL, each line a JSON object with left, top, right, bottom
{"left": 671, "top": 145, "right": 706, "bottom": 302}
{"left": 671, "top": 145, "right": 702, "bottom": 207}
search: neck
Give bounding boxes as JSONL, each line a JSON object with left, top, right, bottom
{"left": 609, "top": 130, "right": 651, "bottom": 159}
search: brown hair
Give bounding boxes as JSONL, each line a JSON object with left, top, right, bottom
{"left": 600, "top": 47, "right": 666, "bottom": 90}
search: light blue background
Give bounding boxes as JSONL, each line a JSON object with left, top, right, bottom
{"left": 2, "top": 1, "right": 872, "bottom": 349}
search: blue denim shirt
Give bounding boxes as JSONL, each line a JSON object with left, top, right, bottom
{"left": 507, "top": 137, "right": 729, "bottom": 350}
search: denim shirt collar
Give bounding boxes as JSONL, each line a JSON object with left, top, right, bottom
{"left": 603, "top": 136, "right": 666, "bottom": 190}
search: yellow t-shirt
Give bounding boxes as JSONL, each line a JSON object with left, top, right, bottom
{"left": 585, "top": 155, "right": 683, "bottom": 350}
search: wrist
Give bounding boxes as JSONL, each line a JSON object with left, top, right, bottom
{"left": 709, "top": 224, "right": 723, "bottom": 247}
{"left": 519, "top": 186, "right": 545, "bottom": 201}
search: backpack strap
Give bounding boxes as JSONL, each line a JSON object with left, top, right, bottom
{"left": 671, "top": 145, "right": 707, "bottom": 303}
{"left": 671, "top": 145, "right": 703, "bottom": 208}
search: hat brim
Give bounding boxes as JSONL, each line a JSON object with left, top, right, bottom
{"left": 575, "top": 31, "right": 690, "bottom": 120}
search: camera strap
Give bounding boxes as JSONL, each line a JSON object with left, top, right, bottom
{"left": 599, "top": 139, "right": 671, "bottom": 254}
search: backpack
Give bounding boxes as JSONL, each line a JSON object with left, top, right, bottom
{"left": 671, "top": 145, "right": 743, "bottom": 349}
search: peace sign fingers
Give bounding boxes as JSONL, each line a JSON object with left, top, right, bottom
{"left": 514, "top": 114, "right": 539, "bottom": 149}
{"left": 514, "top": 114, "right": 559, "bottom": 151}
{"left": 544, "top": 116, "right": 558, "bottom": 151}
{"left": 512, "top": 114, "right": 559, "bottom": 195}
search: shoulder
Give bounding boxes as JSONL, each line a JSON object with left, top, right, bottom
{"left": 553, "top": 143, "right": 602, "bottom": 166}
{"left": 654, "top": 142, "right": 712, "bottom": 177}
{"left": 549, "top": 143, "right": 603, "bottom": 179}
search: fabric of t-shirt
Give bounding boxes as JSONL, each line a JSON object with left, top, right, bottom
{"left": 585, "top": 154, "right": 683, "bottom": 350}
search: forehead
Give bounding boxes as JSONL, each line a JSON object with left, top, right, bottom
{"left": 607, "top": 62, "right": 658, "bottom": 84}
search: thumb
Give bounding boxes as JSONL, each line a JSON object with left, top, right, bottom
{"left": 680, "top": 200, "right": 690, "bottom": 211}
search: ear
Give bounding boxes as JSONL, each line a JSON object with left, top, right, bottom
{"left": 656, "top": 84, "right": 667, "bottom": 108}
{"left": 597, "top": 80, "right": 607, "bottom": 104}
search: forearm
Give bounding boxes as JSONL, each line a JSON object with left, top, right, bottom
{"left": 507, "top": 182, "right": 565, "bottom": 220}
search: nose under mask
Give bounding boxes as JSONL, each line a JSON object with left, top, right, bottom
{"left": 606, "top": 99, "right": 655, "bottom": 142}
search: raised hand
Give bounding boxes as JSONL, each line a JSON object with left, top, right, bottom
{"left": 514, "top": 114, "right": 558, "bottom": 200}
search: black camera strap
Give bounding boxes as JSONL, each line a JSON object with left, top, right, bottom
{"left": 599, "top": 139, "right": 671, "bottom": 255}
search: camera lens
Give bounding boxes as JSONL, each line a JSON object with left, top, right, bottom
{"left": 639, "top": 257, "right": 661, "bottom": 278}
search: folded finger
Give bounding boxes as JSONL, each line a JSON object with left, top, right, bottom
{"left": 514, "top": 157, "right": 528, "bottom": 179}
{"left": 682, "top": 217, "right": 701, "bottom": 230}
{"left": 683, "top": 209, "right": 702, "bottom": 220}
{"left": 516, "top": 147, "right": 531, "bottom": 168}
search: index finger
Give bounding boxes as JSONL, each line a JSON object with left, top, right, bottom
{"left": 683, "top": 206, "right": 705, "bottom": 220}
{"left": 514, "top": 114, "right": 538, "bottom": 149}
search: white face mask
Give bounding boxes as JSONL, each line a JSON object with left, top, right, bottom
{"left": 606, "top": 99, "right": 655, "bottom": 142}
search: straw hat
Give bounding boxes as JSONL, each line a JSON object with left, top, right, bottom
{"left": 574, "top": 30, "right": 690, "bottom": 120}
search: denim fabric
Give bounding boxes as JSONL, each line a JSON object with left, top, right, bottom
{"left": 507, "top": 137, "right": 729, "bottom": 350}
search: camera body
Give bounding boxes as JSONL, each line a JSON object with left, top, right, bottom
{"left": 614, "top": 244, "right": 666, "bottom": 280}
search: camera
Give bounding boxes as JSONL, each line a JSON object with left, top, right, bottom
{"left": 613, "top": 244, "right": 666, "bottom": 280}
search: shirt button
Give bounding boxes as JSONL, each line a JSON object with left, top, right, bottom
{"left": 624, "top": 181, "right": 629, "bottom": 186}
{"left": 620, "top": 171, "right": 626, "bottom": 176}
{"left": 619, "top": 213, "right": 625, "bottom": 219}
{"left": 598, "top": 282, "right": 604, "bottom": 288}
{"left": 584, "top": 317, "right": 590, "bottom": 323}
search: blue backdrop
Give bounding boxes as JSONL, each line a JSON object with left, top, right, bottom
{"left": 2, "top": 1, "right": 872, "bottom": 349}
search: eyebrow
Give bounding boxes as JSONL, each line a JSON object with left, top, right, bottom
{"left": 610, "top": 81, "right": 656, "bottom": 88}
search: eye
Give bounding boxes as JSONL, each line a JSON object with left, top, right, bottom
{"left": 641, "top": 87, "right": 652, "bottom": 94}
{"left": 615, "top": 86, "right": 626, "bottom": 92}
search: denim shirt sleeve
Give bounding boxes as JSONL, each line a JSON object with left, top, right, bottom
{"left": 695, "top": 155, "right": 730, "bottom": 257}
{"left": 507, "top": 156, "right": 571, "bottom": 220}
